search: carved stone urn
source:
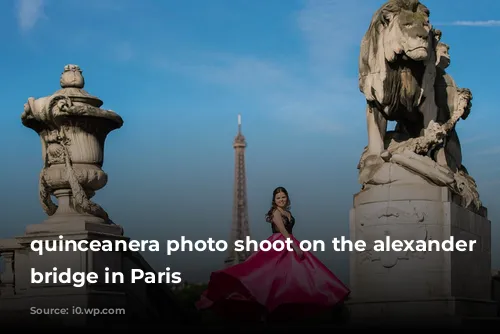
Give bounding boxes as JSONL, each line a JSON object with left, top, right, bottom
{"left": 21, "top": 65, "right": 123, "bottom": 228}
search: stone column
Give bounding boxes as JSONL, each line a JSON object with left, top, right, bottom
{"left": 0, "top": 65, "right": 187, "bottom": 328}
{"left": 0, "top": 251, "right": 15, "bottom": 296}
{"left": 3, "top": 65, "right": 127, "bottom": 325}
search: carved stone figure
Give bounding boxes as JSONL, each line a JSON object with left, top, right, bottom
{"left": 358, "top": 0, "right": 437, "bottom": 167}
{"left": 356, "top": 0, "right": 479, "bottom": 210}
{"left": 21, "top": 65, "right": 123, "bottom": 225}
{"left": 349, "top": 1, "right": 493, "bottom": 323}
{"left": 432, "top": 30, "right": 471, "bottom": 173}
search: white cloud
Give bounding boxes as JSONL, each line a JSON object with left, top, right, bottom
{"left": 16, "top": 0, "right": 45, "bottom": 32}
{"left": 460, "top": 134, "right": 492, "bottom": 145}
{"left": 296, "top": 0, "right": 375, "bottom": 76}
{"left": 13, "top": 0, "right": 377, "bottom": 134}
{"left": 152, "top": 0, "right": 378, "bottom": 135}
{"left": 474, "top": 146, "right": 500, "bottom": 156}
{"left": 437, "top": 20, "right": 500, "bottom": 27}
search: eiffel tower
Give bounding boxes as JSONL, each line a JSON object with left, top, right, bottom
{"left": 224, "top": 114, "right": 252, "bottom": 267}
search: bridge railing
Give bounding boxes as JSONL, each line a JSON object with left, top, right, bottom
{"left": 0, "top": 239, "right": 22, "bottom": 296}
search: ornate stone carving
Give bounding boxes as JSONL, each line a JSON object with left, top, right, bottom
{"left": 357, "top": 206, "right": 429, "bottom": 268}
{"left": 21, "top": 64, "right": 123, "bottom": 224}
{"left": 359, "top": 226, "right": 430, "bottom": 269}
{"left": 357, "top": 0, "right": 480, "bottom": 211}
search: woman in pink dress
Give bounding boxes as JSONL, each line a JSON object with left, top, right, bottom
{"left": 196, "top": 186, "right": 350, "bottom": 322}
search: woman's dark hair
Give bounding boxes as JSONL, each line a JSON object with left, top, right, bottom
{"left": 265, "top": 186, "right": 291, "bottom": 223}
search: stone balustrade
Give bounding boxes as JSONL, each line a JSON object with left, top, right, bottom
{"left": 493, "top": 269, "right": 500, "bottom": 316}
{"left": 0, "top": 239, "right": 23, "bottom": 296}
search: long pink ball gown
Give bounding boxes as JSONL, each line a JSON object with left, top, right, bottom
{"left": 196, "top": 211, "right": 350, "bottom": 321}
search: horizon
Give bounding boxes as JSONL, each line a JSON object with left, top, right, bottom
{"left": 1, "top": 0, "right": 499, "bottom": 285}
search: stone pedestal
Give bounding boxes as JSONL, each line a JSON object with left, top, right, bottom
{"left": 0, "top": 224, "right": 186, "bottom": 328}
{"left": 493, "top": 270, "right": 500, "bottom": 316}
{"left": 348, "top": 179, "right": 496, "bottom": 326}
{"left": 0, "top": 64, "right": 187, "bottom": 328}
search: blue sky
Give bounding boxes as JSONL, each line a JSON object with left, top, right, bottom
{"left": 1, "top": 0, "right": 499, "bottom": 283}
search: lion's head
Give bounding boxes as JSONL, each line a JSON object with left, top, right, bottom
{"left": 359, "top": 0, "right": 434, "bottom": 103}
{"left": 390, "top": 1, "right": 431, "bottom": 61}
{"left": 362, "top": 0, "right": 432, "bottom": 64}
{"left": 359, "top": 0, "right": 433, "bottom": 90}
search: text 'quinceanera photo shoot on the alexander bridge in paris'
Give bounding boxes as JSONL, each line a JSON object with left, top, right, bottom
{"left": 1, "top": 0, "right": 500, "bottom": 330}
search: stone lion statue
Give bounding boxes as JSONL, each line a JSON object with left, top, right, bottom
{"left": 358, "top": 0, "right": 439, "bottom": 169}
{"left": 355, "top": 0, "right": 480, "bottom": 209}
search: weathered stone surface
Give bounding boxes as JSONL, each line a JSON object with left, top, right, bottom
{"left": 356, "top": 0, "right": 478, "bottom": 212}
{"left": 349, "top": 184, "right": 495, "bottom": 321}
{"left": 21, "top": 64, "right": 123, "bottom": 227}
{"left": 493, "top": 270, "right": 500, "bottom": 316}
{"left": 0, "top": 65, "right": 187, "bottom": 328}
{"left": 0, "top": 231, "right": 185, "bottom": 327}
{"left": 350, "top": 0, "right": 495, "bottom": 326}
